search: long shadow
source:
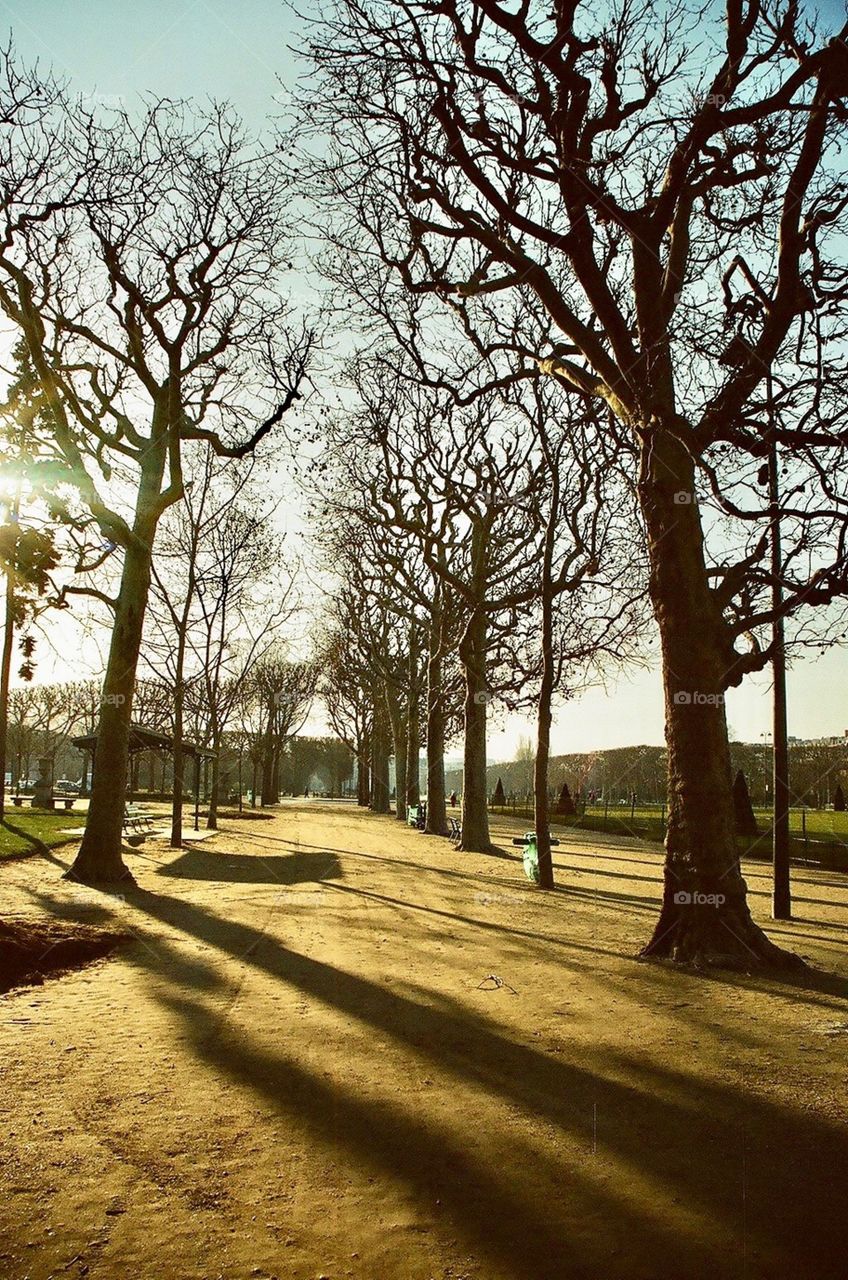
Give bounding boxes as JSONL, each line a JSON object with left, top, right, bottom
{"left": 324, "top": 880, "right": 626, "bottom": 964}
{"left": 154, "top": 983, "right": 673, "bottom": 1279}
{"left": 555, "top": 860, "right": 662, "bottom": 887}
{"left": 564, "top": 883, "right": 662, "bottom": 914}
{"left": 234, "top": 828, "right": 660, "bottom": 895}
{"left": 1, "top": 819, "right": 74, "bottom": 868}
{"left": 114, "top": 886, "right": 848, "bottom": 1278}
{"left": 23, "top": 864, "right": 848, "bottom": 1276}
{"left": 154, "top": 846, "right": 342, "bottom": 885}
{"left": 559, "top": 847, "right": 667, "bottom": 872}
{"left": 786, "top": 893, "right": 848, "bottom": 910}
{"left": 689, "top": 957, "right": 848, "bottom": 1006}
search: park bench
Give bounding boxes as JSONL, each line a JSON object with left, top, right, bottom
{"left": 10, "top": 794, "right": 73, "bottom": 810}
{"left": 408, "top": 803, "right": 428, "bottom": 831}
{"left": 123, "top": 804, "right": 155, "bottom": 837}
{"left": 447, "top": 815, "right": 462, "bottom": 846}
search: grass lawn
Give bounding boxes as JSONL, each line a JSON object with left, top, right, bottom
{"left": 0, "top": 807, "right": 81, "bottom": 860}
{"left": 491, "top": 801, "right": 848, "bottom": 867}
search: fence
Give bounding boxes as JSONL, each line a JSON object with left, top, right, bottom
{"left": 487, "top": 796, "right": 848, "bottom": 872}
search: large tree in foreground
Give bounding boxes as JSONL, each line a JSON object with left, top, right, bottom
{"left": 0, "top": 60, "right": 312, "bottom": 881}
{"left": 302, "top": 0, "right": 848, "bottom": 965}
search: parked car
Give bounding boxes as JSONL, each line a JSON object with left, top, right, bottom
{"left": 55, "top": 778, "right": 81, "bottom": 793}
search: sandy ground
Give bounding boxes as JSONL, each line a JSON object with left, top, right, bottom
{"left": 1, "top": 800, "right": 847, "bottom": 1280}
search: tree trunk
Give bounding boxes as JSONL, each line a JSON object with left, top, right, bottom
{"left": 357, "top": 732, "right": 370, "bottom": 806}
{"left": 637, "top": 430, "right": 799, "bottom": 968}
{"left": 260, "top": 706, "right": 275, "bottom": 805}
{"left": 170, "top": 679, "right": 186, "bottom": 846}
{"left": 370, "top": 701, "right": 390, "bottom": 814}
{"left": 385, "top": 688, "right": 407, "bottom": 823}
{"left": 458, "top": 603, "right": 490, "bottom": 852}
{"left": 206, "top": 739, "right": 220, "bottom": 830}
{"left": 534, "top": 585, "right": 556, "bottom": 890}
{"left": 405, "top": 626, "right": 421, "bottom": 811}
{"left": 424, "top": 600, "right": 447, "bottom": 836}
{"left": 66, "top": 535, "right": 155, "bottom": 883}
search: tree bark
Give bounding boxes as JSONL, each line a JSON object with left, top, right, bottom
{"left": 385, "top": 687, "right": 407, "bottom": 823}
{"left": 206, "top": 736, "right": 220, "bottom": 830}
{"left": 357, "top": 731, "right": 370, "bottom": 806}
{"left": 260, "top": 704, "right": 275, "bottom": 806}
{"left": 458, "top": 603, "right": 490, "bottom": 852}
{"left": 405, "top": 626, "right": 421, "bottom": 812}
{"left": 424, "top": 595, "right": 447, "bottom": 836}
{"left": 370, "top": 700, "right": 390, "bottom": 814}
{"left": 637, "top": 430, "right": 800, "bottom": 968}
{"left": 66, "top": 533, "right": 155, "bottom": 883}
{"left": 534, "top": 584, "right": 556, "bottom": 889}
{"left": 170, "top": 671, "right": 186, "bottom": 846}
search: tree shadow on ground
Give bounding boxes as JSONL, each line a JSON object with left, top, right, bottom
{"left": 683, "top": 954, "right": 848, "bottom": 1006}
{"left": 152, "top": 845, "right": 342, "bottom": 885}
{"left": 113, "top": 885, "right": 848, "bottom": 1280}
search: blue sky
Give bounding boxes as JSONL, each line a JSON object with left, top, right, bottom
{"left": 5, "top": 0, "right": 848, "bottom": 756}
{"left": 2, "top": 0, "right": 300, "bottom": 126}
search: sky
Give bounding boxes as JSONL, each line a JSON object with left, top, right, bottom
{"left": 4, "top": 0, "right": 848, "bottom": 762}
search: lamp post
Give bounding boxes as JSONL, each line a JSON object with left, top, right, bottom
{"left": 720, "top": 285, "right": 792, "bottom": 920}
{"left": 768, "top": 371, "right": 791, "bottom": 920}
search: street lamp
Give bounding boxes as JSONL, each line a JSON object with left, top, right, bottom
{"left": 720, "top": 297, "right": 792, "bottom": 920}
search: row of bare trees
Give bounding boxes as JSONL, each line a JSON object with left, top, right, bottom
{"left": 2, "top": 664, "right": 319, "bottom": 808}
{"left": 296, "top": 0, "right": 848, "bottom": 965}
{"left": 313, "top": 366, "right": 646, "bottom": 886}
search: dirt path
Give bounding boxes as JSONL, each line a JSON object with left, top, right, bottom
{"left": 1, "top": 801, "right": 847, "bottom": 1280}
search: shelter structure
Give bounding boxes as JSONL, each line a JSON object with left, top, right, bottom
{"left": 72, "top": 723, "right": 216, "bottom": 831}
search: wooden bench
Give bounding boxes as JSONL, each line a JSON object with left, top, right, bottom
{"left": 447, "top": 816, "right": 462, "bottom": 846}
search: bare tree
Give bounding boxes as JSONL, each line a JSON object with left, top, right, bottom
{"left": 302, "top": 1, "right": 848, "bottom": 965}
{"left": 146, "top": 448, "right": 293, "bottom": 836}
{"left": 253, "top": 657, "right": 317, "bottom": 805}
{"left": 340, "top": 368, "right": 560, "bottom": 852}
{"left": 320, "top": 627, "right": 375, "bottom": 805}
{"left": 0, "top": 61, "right": 313, "bottom": 880}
